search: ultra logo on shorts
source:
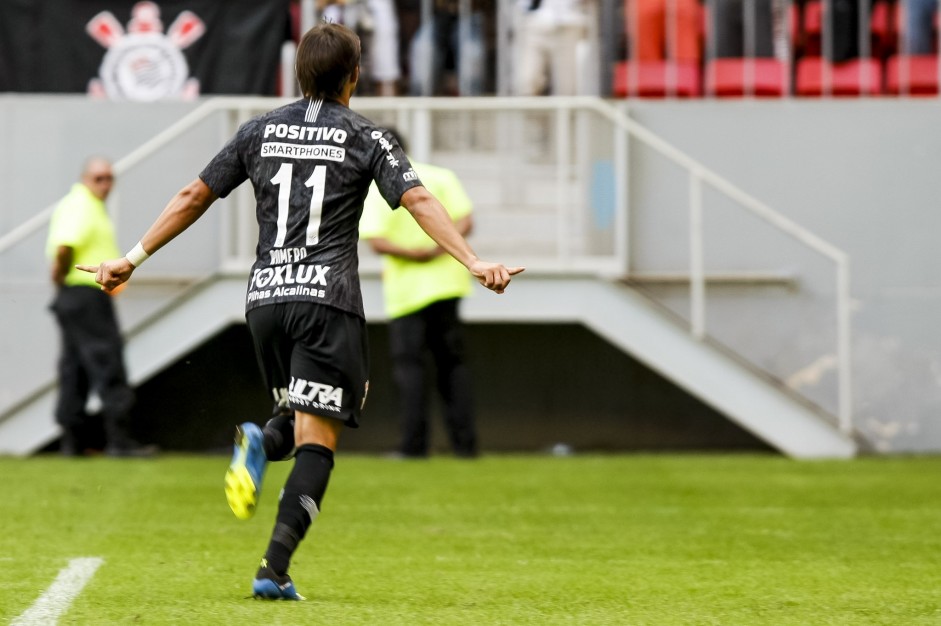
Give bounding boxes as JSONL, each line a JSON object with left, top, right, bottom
{"left": 289, "top": 377, "right": 343, "bottom": 413}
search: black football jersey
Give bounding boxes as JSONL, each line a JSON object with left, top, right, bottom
{"left": 199, "top": 98, "right": 422, "bottom": 318}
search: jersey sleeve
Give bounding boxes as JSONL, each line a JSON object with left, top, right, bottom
{"left": 198, "top": 118, "right": 257, "bottom": 198}
{"left": 368, "top": 128, "right": 423, "bottom": 209}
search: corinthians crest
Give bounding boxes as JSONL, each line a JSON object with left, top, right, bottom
{"left": 86, "top": 1, "right": 205, "bottom": 101}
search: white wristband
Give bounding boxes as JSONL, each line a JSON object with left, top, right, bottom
{"left": 125, "top": 242, "right": 150, "bottom": 268}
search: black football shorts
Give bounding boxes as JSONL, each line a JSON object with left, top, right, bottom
{"left": 246, "top": 302, "right": 369, "bottom": 428}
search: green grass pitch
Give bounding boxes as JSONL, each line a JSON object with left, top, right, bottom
{"left": 1, "top": 453, "right": 940, "bottom": 625}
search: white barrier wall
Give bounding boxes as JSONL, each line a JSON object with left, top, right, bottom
{"left": 623, "top": 99, "right": 941, "bottom": 452}
{"left": 1, "top": 95, "right": 939, "bottom": 453}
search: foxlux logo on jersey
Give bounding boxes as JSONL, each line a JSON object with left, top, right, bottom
{"left": 289, "top": 377, "right": 344, "bottom": 413}
{"left": 247, "top": 263, "right": 330, "bottom": 303}
{"left": 261, "top": 124, "right": 348, "bottom": 161}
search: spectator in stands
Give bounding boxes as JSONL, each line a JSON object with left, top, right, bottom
{"left": 319, "top": 0, "right": 402, "bottom": 94}
{"left": 396, "top": 0, "right": 422, "bottom": 85}
{"left": 827, "top": 0, "right": 865, "bottom": 62}
{"left": 711, "top": 0, "right": 774, "bottom": 57}
{"left": 360, "top": 128, "right": 479, "bottom": 458}
{"left": 627, "top": 0, "right": 701, "bottom": 63}
{"left": 46, "top": 157, "right": 155, "bottom": 457}
{"left": 903, "top": 0, "right": 937, "bottom": 54}
{"left": 409, "top": 0, "right": 486, "bottom": 95}
{"left": 513, "top": 0, "right": 595, "bottom": 95}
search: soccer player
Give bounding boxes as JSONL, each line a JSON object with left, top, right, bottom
{"left": 78, "top": 22, "right": 523, "bottom": 600}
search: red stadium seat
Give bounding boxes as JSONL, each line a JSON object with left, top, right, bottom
{"left": 705, "top": 58, "right": 788, "bottom": 97}
{"left": 612, "top": 61, "right": 702, "bottom": 98}
{"left": 885, "top": 55, "right": 939, "bottom": 94}
{"left": 795, "top": 57, "right": 883, "bottom": 95}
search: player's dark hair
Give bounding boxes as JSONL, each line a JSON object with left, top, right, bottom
{"left": 296, "top": 22, "right": 361, "bottom": 100}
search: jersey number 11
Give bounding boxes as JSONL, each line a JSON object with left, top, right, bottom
{"left": 270, "top": 162, "right": 325, "bottom": 248}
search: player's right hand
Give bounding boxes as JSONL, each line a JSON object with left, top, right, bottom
{"left": 76, "top": 257, "right": 135, "bottom": 294}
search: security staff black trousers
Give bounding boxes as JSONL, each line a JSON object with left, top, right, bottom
{"left": 389, "top": 298, "right": 477, "bottom": 457}
{"left": 50, "top": 285, "right": 135, "bottom": 449}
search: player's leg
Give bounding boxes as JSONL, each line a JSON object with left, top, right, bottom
{"left": 227, "top": 409, "right": 295, "bottom": 519}
{"left": 426, "top": 298, "right": 477, "bottom": 457}
{"left": 252, "top": 303, "right": 369, "bottom": 600}
{"left": 253, "top": 412, "right": 342, "bottom": 601}
{"left": 225, "top": 420, "right": 268, "bottom": 519}
{"left": 390, "top": 310, "right": 430, "bottom": 457}
{"left": 227, "top": 306, "right": 292, "bottom": 519}
{"left": 263, "top": 407, "right": 296, "bottom": 461}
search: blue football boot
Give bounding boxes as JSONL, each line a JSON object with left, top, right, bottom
{"left": 253, "top": 561, "right": 305, "bottom": 601}
{"left": 224, "top": 423, "right": 267, "bottom": 519}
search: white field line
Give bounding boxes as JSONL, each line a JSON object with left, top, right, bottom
{"left": 12, "top": 557, "right": 104, "bottom": 626}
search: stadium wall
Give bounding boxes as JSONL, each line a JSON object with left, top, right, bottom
{"left": 2, "top": 95, "right": 940, "bottom": 453}
{"left": 622, "top": 100, "right": 941, "bottom": 453}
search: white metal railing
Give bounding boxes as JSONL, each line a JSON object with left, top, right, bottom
{"left": 0, "top": 95, "right": 852, "bottom": 433}
{"left": 0, "top": 97, "right": 232, "bottom": 257}
{"left": 599, "top": 101, "right": 851, "bottom": 432}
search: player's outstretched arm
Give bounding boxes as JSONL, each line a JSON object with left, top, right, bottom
{"left": 77, "top": 178, "right": 218, "bottom": 293}
{"left": 400, "top": 186, "right": 524, "bottom": 294}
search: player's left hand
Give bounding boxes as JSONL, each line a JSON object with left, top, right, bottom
{"left": 76, "top": 257, "right": 136, "bottom": 294}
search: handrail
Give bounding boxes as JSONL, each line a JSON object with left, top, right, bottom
{"left": 573, "top": 97, "right": 851, "bottom": 433}
{"left": 0, "top": 95, "right": 845, "bottom": 261}
{"left": 0, "top": 97, "right": 231, "bottom": 256}
{"left": 0, "top": 95, "right": 852, "bottom": 432}
{"left": 0, "top": 206, "right": 55, "bottom": 256}
{"left": 354, "top": 97, "right": 854, "bottom": 432}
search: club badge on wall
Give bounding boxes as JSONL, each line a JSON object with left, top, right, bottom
{"left": 86, "top": 1, "right": 205, "bottom": 101}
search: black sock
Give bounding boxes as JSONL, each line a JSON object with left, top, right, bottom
{"left": 262, "top": 413, "right": 295, "bottom": 461}
{"left": 262, "top": 444, "right": 335, "bottom": 575}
